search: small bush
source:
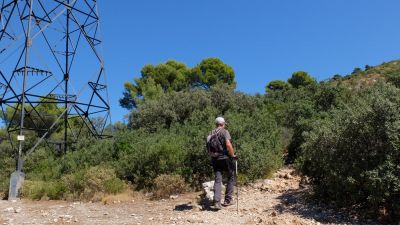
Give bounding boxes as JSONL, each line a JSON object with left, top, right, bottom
{"left": 21, "top": 180, "right": 65, "bottom": 200}
{"left": 83, "top": 166, "right": 115, "bottom": 194}
{"left": 115, "top": 129, "right": 188, "bottom": 189}
{"left": 0, "top": 178, "right": 9, "bottom": 200}
{"left": 62, "top": 166, "right": 126, "bottom": 200}
{"left": 104, "top": 178, "right": 127, "bottom": 194}
{"left": 153, "top": 174, "right": 188, "bottom": 199}
{"left": 386, "top": 73, "right": 400, "bottom": 88}
{"left": 61, "top": 170, "right": 86, "bottom": 199}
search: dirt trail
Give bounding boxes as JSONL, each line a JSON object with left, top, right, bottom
{"left": 0, "top": 168, "right": 379, "bottom": 225}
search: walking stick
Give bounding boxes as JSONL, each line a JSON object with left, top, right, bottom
{"left": 235, "top": 159, "right": 238, "bottom": 214}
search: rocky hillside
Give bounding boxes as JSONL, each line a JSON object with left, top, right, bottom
{"left": 331, "top": 60, "right": 400, "bottom": 88}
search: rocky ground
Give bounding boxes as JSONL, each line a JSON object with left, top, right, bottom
{"left": 0, "top": 168, "right": 380, "bottom": 225}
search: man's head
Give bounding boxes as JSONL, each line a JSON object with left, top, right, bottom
{"left": 215, "top": 117, "right": 226, "bottom": 128}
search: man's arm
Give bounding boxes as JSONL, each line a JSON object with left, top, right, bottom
{"left": 226, "top": 139, "right": 236, "bottom": 158}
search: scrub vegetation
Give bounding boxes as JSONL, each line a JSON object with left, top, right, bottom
{"left": 1, "top": 57, "right": 400, "bottom": 220}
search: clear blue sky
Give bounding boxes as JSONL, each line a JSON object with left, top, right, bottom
{"left": 98, "top": 0, "right": 400, "bottom": 123}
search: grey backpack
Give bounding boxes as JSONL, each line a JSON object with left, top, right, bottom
{"left": 206, "top": 128, "right": 224, "bottom": 158}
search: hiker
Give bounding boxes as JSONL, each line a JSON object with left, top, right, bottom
{"left": 207, "top": 117, "right": 236, "bottom": 210}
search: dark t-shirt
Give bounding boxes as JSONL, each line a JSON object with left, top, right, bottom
{"left": 211, "top": 128, "right": 232, "bottom": 160}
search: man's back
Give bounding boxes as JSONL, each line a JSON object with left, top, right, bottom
{"left": 210, "top": 127, "right": 231, "bottom": 160}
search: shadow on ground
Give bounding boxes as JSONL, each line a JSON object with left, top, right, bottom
{"left": 274, "top": 188, "right": 380, "bottom": 225}
{"left": 174, "top": 203, "right": 193, "bottom": 211}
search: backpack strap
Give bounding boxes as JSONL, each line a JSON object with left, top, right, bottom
{"left": 212, "top": 127, "right": 223, "bottom": 135}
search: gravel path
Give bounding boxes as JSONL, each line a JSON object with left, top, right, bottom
{"left": 0, "top": 168, "right": 379, "bottom": 225}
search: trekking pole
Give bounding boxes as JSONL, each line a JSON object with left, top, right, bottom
{"left": 235, "top": 159, "right": 239, "bottom": 215}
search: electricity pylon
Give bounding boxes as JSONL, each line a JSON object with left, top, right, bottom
{"left": 0, "top": 0, "right": 111, "bottom": 199}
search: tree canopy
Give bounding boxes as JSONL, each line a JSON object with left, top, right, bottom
{"left": 189, "top": 58, "right": 236, "bottom": 89}
{"left": 266, "top": 80, "right": 290, "bottom": 92}
{"left": 288, "top": 71, "right": 316, "bottom": 88}
{"left": 120, "top": 58, "right": 236, "bottom": 109}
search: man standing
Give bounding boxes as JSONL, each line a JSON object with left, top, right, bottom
{"left": 208, "top": 117, "right": 236, "bottom": 210}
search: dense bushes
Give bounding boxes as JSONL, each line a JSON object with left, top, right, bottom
{"left": 116, "top": 86, "right": 283, "bottom": 188}
{"left": 3, "top": 57, "right": 400, "bottom": 222}
{"left": 22, "top": 180, "right": 65, "bottom": 200}
{"left": 114, "top": 129, "right": 190, "bottom": 189}
{"left": 0, "top": 142, "right": 14, "bottom": 199}
{"left": 298, "top": 82, "right": 400, "bottom": 218}
{"left": 2, "top": 84, "right": 284, "bottom": 201}
{"left": 6, "top": 139, "right": 126, "bottom": 201}
{"left": 0, "top": 58, "right": 285, "bottom": 201}
{"left": 21, "top": 165, "right": 127, "bottom": 200}
{"left": 265, "top": 68, "right": 400, "bottom": 219}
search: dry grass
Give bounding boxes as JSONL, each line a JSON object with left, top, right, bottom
{"left": 101, "top": 189, "right": 135, "bottom": 205}
{"left": 153, "top": 174, "right": 188, "bottom": 199}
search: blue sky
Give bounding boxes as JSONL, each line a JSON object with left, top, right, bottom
{"left": 98, "top": 0, "right": 400, "bottom": 122}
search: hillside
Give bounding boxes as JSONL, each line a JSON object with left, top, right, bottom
{"left": 332, "top": 60, "right": 400, "bottom": 88}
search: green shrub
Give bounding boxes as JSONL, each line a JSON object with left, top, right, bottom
{"left": 0, "top": 142, "right": 15, "bottom": 199}
{"left": 386, "top": 73, "right": 400, "bottom": 88}
{"left": 114, "top": 129, "right": 187, "bottom": 189}
{"left": 104, "top": 178, "right": 127, "bottom": 194}
{"left": 115, "top": 103, "right": 283, "bottom": 188}
{"left": 225, "top": 109, "right": 283, "bottom": 182}
{"left": 60, "top": 138, "right": 116, "bottom": 175}
{"left": 0, "top": 178, "right": 9, "bottom": 200}
{"left": 24, "top": 147, "right": 63, "bottom": 181}
{"left": 61, "top": 170, "right": 86, "bottom": 199}
{"left": 153, "top": 174, "right": 188, "bottom": 199}
{"left": 21, "top": 180, "right": 65, "bottom": 200}
{"left": 299, "top": 82, "right": 400, "bottom": 219}
{"left": 61, "top": 166, "right": 126, "bottom": 200}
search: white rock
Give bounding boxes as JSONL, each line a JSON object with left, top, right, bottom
{"left": 63, "top": 215, "right": 73, "bottom": 219}
{"left": 3, "top": 207, "right": 14, "bottom": 212}
{"left": 14, "top": 207, "right": 21, "bottom": 213}
{"left": 264, "top": 179, "right": 273, "bottom": 185}
{"left": 202, "top": 181, "right": 225, "bottom": 202}
{"left": 145, "top": 192, "right": 153, "bottom": 197}
{"left": 169, "top": 195, "right": 179, "bottom": 200}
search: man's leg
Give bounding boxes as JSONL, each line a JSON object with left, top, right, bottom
{"left": 224, "top": 158, "right": 236, "bottom": 204}
{"left": 213, "top": 160, "right": 223, "bottom": 208}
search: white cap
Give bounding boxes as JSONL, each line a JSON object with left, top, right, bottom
{"left": 215, "top": 117, "right": 226, "bottom": 125}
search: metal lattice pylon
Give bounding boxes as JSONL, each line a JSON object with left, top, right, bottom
{"left": 0, "top": 0, "right": 112, "bottom": 199}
